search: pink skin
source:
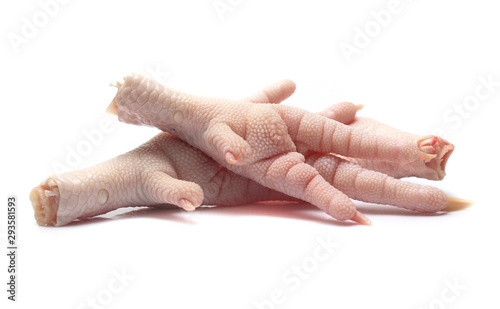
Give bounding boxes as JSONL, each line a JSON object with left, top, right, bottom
{"left": 243, "top": 84, "right": 450, "bottom": 211}
{"left": 316, "top": 102, "right": 454, "bottom": 180}
{"left": 30, "top": 131, "right": 447, "bottom": 227}
{"left": 108, "top": 74, "right": 437, "bottom": 225}
{"left": 342, "top": 114, "right": 454, "bottom": 180}
{"left": 246, "top": 85, "right": 454, "bottom": 180}
{"left": 30, "top": 133, "right": 288, "bottom": 226}
{"left": 30, "top": 80, "right": 466, "bottom": 227}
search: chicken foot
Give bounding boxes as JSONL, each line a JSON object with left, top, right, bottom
{"left": 107, "top": 74, "right": 458, "bottom": 225}
{"left": 30, "top": 132, "right": 468, "bottom": 227}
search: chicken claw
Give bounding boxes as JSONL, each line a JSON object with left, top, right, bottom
{"left": 30, "top": 132, "right": 469, "bottom": 227}
{"left": 108, "top": 74, "right": 442, "bottom": 224}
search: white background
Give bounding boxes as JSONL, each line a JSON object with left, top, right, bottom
{"left": 1, "top": 0, "right": 499, "bottom": 308}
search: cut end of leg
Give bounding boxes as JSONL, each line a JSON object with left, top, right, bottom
{"left": 417, "top": 135, "right": 455, "bottom": 179}
{"left": 109, "top": 81, "right": 123, "bottom": 88}
{"left": 350, "top": 210, "right": 372, "bottom": 226}
{"left": 106, "top": 98, "right": 119, "bottom": 115}
{"left": 444, "top": 196, "right": 475, "bottom": 212}
{"left": 29, "top": 179, "right": 60, "bottom": 226}
{"left": 419, "top": 151, "right": 437, "bottom": 162}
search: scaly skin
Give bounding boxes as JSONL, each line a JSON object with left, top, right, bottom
{"left": 30, "top": 133, "right": 289, "bottom": 226}
{"left": 243, "top": 82, "right": 454, "bottom": 180}
{"left": 317, "top": 102, "right": 454, "bottom": 180}
{"left": 108, "top": 74, "right": 437, "bottom": 225}
{"left": 30, "top": 132, "right": 448, "bottom": 227}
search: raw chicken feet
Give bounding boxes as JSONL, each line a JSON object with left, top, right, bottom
{"left": 29, "top": 75, "right": 472, "bottom": 226}
{"left": 107, "top": 74, "right": 447, "bottom": 224}
{"left": 31, "top": 132, "right": 460, "bottom": 226}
